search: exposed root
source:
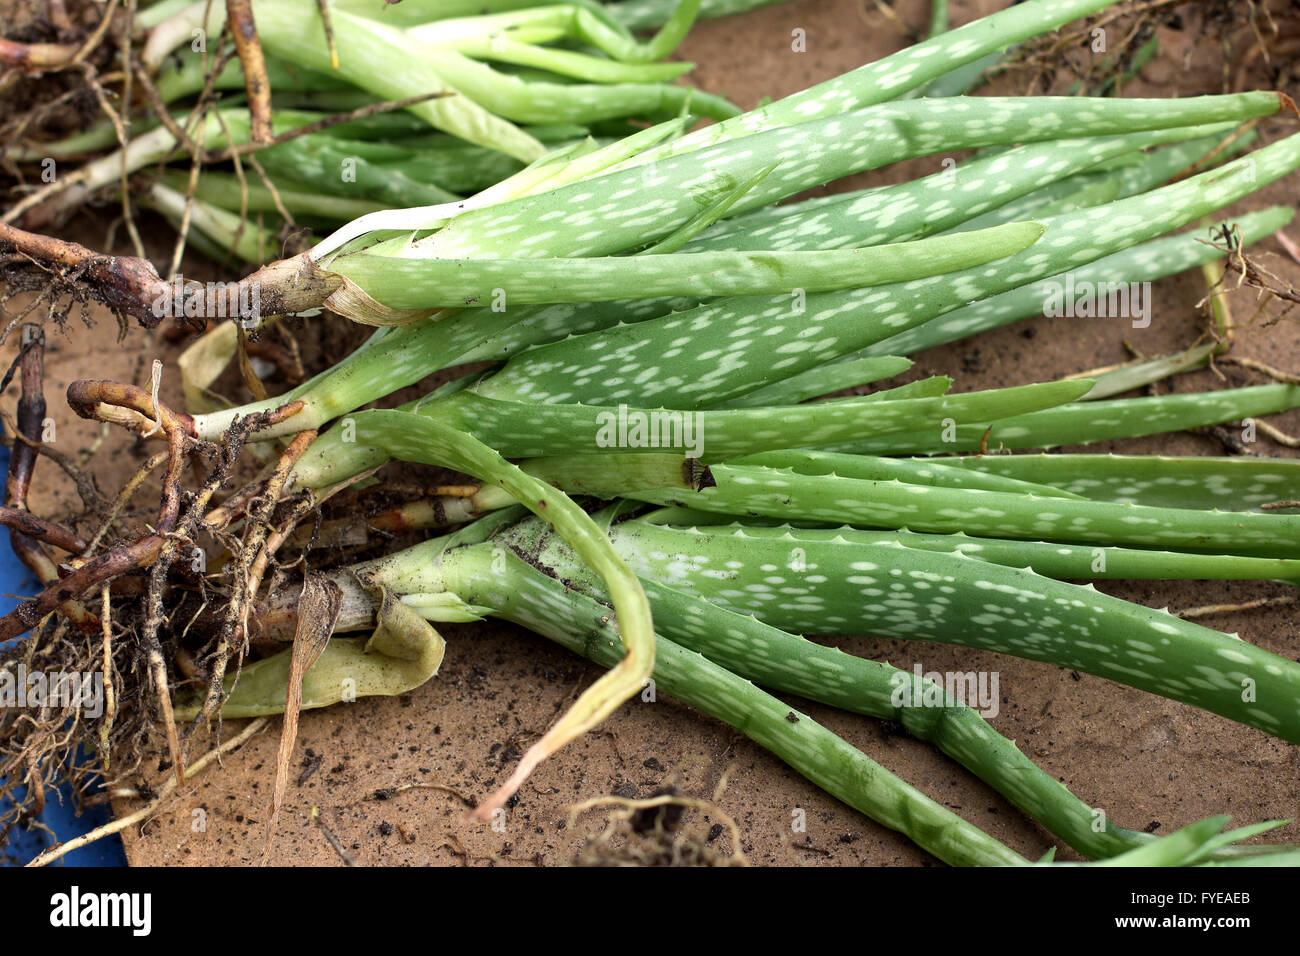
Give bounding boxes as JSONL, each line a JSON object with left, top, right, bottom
{"left": 224, "top": 0, "right": 274, "bottom": 146}
{"left": 1176, "top": 594, "right": 1297, "bottom": 618}
{"left": 568, "top": 789, "right": 748, "bottom": 867}
{"left": 0, "top": 222, "right": 172, "bottom": 329}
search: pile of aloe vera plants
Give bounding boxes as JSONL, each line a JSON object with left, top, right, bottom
{"left": 2, "top": 0, "right": 746, "bottom": 263}
{"left": 4, "top": 0, "right": 1300, "bottom": 866}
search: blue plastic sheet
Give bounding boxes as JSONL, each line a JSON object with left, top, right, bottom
{"left": 0, "top": 425, "right": 126, "bottom": 866}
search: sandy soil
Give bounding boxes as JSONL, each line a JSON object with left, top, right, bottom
{"left": 3, "top": 0, "right": 1299, "bottom": 865}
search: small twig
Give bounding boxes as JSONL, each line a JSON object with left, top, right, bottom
{"left": 4, "top": 325, "right": 97, "bottom": 631}
{"left": 0, "top": 506, "right": 86, "bottom": 553}
{"left": 98, "top": 585, "right": 116, "bottom": 765}
{"left": 364, "top": 781, "right": 474, "bottom": 807}
{"left": 200, "top": 90, "right": 453, "bottom": 164}
{"left": 84, "top": 450, "right": 168, "bottom": 554}
{"left": 200, "top": 428, "right": 316, "bottom": 724}
{"left": 0, "top": 38, "right": 79, "bottom": 72}
{"left": 260, "top": 574, "right": 340, "bottom": 865}
{"left": 1277, "top": 229, "right": 1300, "bottom": 268}
{"left": 1176, "top": 595, "right": 1297, "bottom": 619}
{"left": 225, "top": 0, "right": 275, "bottom": 144}
{"left": 1256, "top": 418, "right": 1300, "bottom": 448}
{"left": 315, "top": 0, "right": 340, "bottom": 69}
{"left": 66, "top": 378, "right": 194, "bottom": 532}
{"left": 1217, "top": 354, "right": 1300, "bottom": 385}
{"left": 310, "top": 806, "right": 355, "bottom": 866}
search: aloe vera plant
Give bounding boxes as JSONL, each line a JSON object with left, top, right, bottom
{"left": 188, "top": 116, "right": 1300, "bottom": 443}
{"left": 12, "top": 0, "right": 1300, "bottom": 866}
{"left": 137, "top": 0, "right": 1300, "bottom": 834}
{"left": 201, "top": 471, "right": 1300, "bottom": 863}
{"left": 141, "top": 0, "right": 731, "bottom": 160}
{"left": 9, "top": 0, "right": 741, "bottom": 264}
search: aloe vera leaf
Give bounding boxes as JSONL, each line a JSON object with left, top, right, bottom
{"left": 252, "top": 0, "right": 548, "bottom": 160}
{"left": 429, "top": 525, "right": 1292, "bottom": 862}
{"left": 420, "top": 93, "right": 1281, "bottom": 259}
{"left": 1084, "top": 817, "right": 1283, "bottom": 868}
{"left": 685, "top": 123, "right": 1238, "bottom": 254}
{"left": 209, "top": 133, "right": 1300, "bottom": 444}
{"left": 769, "top": 528, "right": 1300, "bottom": 582}
{"left": 346, "top": 412, "right": 656, "bottom": 809}
{"left": 161, "top": 170, "right": 387, "bottom": 222}
{"left": 1077, "top": 342, "right": 1218, "bottom": 401}
{"left": 702, "top": 120, "right": 1256, "bottom": 253}
{"left": 150, "top": 1, "right": 548, "bottom": 157}
{"left": 153, "top": 52, "right": 350, "bottom": 104}
{"left": 136, "top": 0, "right": 202, "bottom": 29}
{"left": 929, "top": 454, "right": 1300, "bottom": 512}
{"left": 406, "top": 50, "right": 739, "bottom": 126}
{"left": 267, "top": 0, "right": 737, "bottom": 135}
{"left": 435, "top": 450, "right": 703, "bottom": 520}
{"left": 715, "top": 374, "right": 954, "bottom": 413}
{"left": 869, "top": 376, "right": 959, "bottom": 400}
{"left": 1201, "top": 849, "right": 1300, "bottom": 866}
{"left": 471, "top": 515, "right": 1216, "bottom": 859}
{"left": 641, "top": 581, "right": 1152, "bottom": 860}
{"left": 455, "top": 140, "right": 1300, "bottom": 412}
{"left": 143, "top": 183, "right": 279, "bottom": 265}
{"left": 141, "top": 0, "right": 230, "bottom": 67}
{"left": 388, "top": 147, "right": 534, "bottom": 196}
{"left": 174, "top": 599, "right": 448, "bottom": 719}
{"left": 423, "top": 540, "right": 1028, "bottom": 866}
{"left": 443, "top": 38, "right": 692, "bottom": 83}
{"left": 782, "top": 121, "right": 1252, "bottom": 249}
{"left": 955, "top": 123, "right": 1257, "bottom": 233}
{"left": 842, "top": 384, "right": 1300, "bottom": 456}
{"left": 608, "top": 0, "right": 786, "bottom": 32}
{"left": 411, "top": 0, "right": 702, "bottom": 64}
{"left": 327, "top": 220, "right": 1044, "bottom": 313}
{"left": 927, "top": 0, "right": 950, "bottom": 35}
{"left": 334, "top": 0, "right": 612, "bottom": 25}
{"left": 631, "top": 462, "right": 1300, "bottom": 557}
{"left": 254, "top": 136, "right": 463, "bottom": 207}
{"left": 641, "top": 163, "right": 778, "bottom": 255}
{"left": 918, "top": 49, "right": 1003, "bottom": 98}
{"left": 36, "top": 106, "right": 424, "bottom": 216}
{"left": 306, "top": 116, "right": 694, "bottom": 260}
{"left": 455, "top": 509, "right": 1296, "bottom": 861}
{"left": 441, "top": 35, "right": 693, "bottom": 84}
{"left": 625, "top": 0, "right": 1130, "bottom": 163}
{"left": 943, "top": 126, "right": 1255, "bottom": 235}
{"left": 862, "top": 205, "right": 1295, "bottom": 360}
{"left": 286, "top": 380, "right": 1092, "bottom": 488}
{"left": 730, "top": 449, "right": 1085, "bottom": 498}
{"left": 579, "top": 520, "right": 1300, "bottom": 743}
{"left": 714, "top": 356, "right": 915, "bottom": 408}
{"left": 6, "top": 116, "right": 161, "bottom": 161}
